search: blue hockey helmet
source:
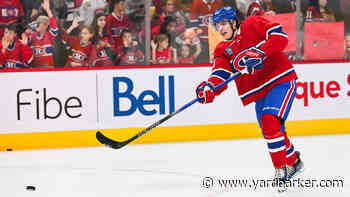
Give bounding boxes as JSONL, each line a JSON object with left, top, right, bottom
{"left": 212, "top": 6, "right": 238, "bottom": 28}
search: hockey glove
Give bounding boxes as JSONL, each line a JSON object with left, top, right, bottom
{"left": 231, "top": 47, "right": 266, "bottom": 74}
{"left": 196, "top": 81, "right": 215, "bottom": 104}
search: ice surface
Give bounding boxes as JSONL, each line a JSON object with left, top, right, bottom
{"left": 0, "top": 134, "right": 349, "bottom": 197}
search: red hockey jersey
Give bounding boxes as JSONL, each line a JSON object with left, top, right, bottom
{"left": 178, "top": 55, "right": 195, "bottom": 64}
{"left": 29, "top": 17, "right": 58, "bottom": 67}
{"left": 62, "top": 30, "right": 97, "bottom": 67}
{"left": 208, "top": 16, "right": 297, "bottom": 106}
{"left": 106, "top": 12, "right": 132, "bottom": 48}
{"left": 0, "top": 40, "right": 33, "bottom": 68}
{"left": 116, "top": 45, "right": 144, "bottom": 65}
{"left": 0, "top": 0, "right": 24, "bottom": 38}
{"left": 93, "top": 47, "right": 114, "bottom": 66}
{"left": 0, "top": 0, "right": 24, "bottom": 25}
{"left": 154, "top": 47, "right": 171, "bottom": 64}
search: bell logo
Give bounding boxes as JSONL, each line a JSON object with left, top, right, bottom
{"left": 113, "top": 76, "right": 175, "bottom": 116}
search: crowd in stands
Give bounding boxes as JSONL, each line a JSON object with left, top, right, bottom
{"left": 0, "top": 0, "right": 350, "bottom": 69}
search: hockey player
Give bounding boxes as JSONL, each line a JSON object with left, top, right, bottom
{"left": 0, "top": 24, "right": 33, "bottom": 68}
{"left": 195, "top": 6, "right": 304, "bottom": 188}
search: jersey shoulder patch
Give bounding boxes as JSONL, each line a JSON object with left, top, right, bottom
{"left": 214, "top": 41, "right": 232, "bottom": 58}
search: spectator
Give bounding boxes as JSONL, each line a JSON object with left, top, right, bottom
{"left": 116, "top": 29, "right": 144, "bottom": 65}
{"left": 159, "top": 16, "right": 178, "bottom": 48}
{"left": 175, "top": 26, "right": 202, "bottom": 47}
{"left": 93, "top": 36, "right": 118, "bottom": 66}
{"left": 0, "top": 24, "right": 33, "bottom": 68}
{"left": 139, "top": 16, "right": 178, "bottom": 48}
{"left": 63, "top": 17, "right": 97, "bottom": 67}
{"left": 159, "top": 0, "right": 186, "bottom": 34}
{"left": 107, "top": 0, "right": 134, "bottom": 50}
{"left": 305, "top": 0, "right": 336, "bottom": 22}
{"left": 247, "top": 0, "right": 276, "bottom": 16}
{"left": 91, "top": 9, "right": 109, "bottom": 42}
{"left": 0, "top": 0, "right": 25, "bottom": 39}
{"left": 177, "top": 42, "right": 201, "bottom": 64}
{"left": 151, "top": 33, "right": 175, "bottom": 64}
{"left": 91, "top": 9, "right": 117, "bottom": 66}
{"left": 190, "top": 0, "right": 224, "bottom": 63}
{"left": 27, "top": 0, "right": 58, "bottom": 68}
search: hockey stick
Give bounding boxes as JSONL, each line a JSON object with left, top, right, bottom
{"left": 96, "top": 72, "right": 241, "bottom": 149}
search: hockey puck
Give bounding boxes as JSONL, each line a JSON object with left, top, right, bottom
{"left": 26, "top": 186, "right": 36, "bottom": 191}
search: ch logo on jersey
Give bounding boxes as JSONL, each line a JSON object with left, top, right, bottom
{"left": 72, "top": 52, "right": 87, "bottom": 62}
{"left": 128, "top": 56, "right": 136, "bottom": 61}
{"left": 33, "top": 48, "right": 45, "bottom": 56}
{"left": 1, "top": 7, "right": 19, "bottom": 17}
{"left": 33, "top": 46, "right": 53, "bottom": 56}
{"left": 98, "top": 50, "right": 107, "bottom": 57}
{"left": 238, "top": 57, "right": 261, "bottom": 67}
{"left": 126, "top": 56, "right": 137, "bottom": 64}
{"left": 231, "top": 48, "right": 263, "bottom": 71}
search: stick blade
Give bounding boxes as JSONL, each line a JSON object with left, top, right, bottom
{"left": 96, "top": 131, "right": 127, "bottom": 149}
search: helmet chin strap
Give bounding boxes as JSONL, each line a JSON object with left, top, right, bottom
{"left": 229, "top": 20, "right": 240, "bottom": 40}
{"left": 227, "top": 23, "right": 236, "bottom": 40}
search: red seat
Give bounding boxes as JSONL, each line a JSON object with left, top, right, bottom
{"left": 304, "top": 22, "right": 345, "bottom": 60}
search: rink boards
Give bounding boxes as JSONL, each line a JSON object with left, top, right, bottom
{"left": 0, "top": 63, "right": 350, "bottom": 150}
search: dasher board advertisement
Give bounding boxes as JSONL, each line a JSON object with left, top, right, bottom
{"left": 0, "top": 71, "right": 98, "bottom": 133}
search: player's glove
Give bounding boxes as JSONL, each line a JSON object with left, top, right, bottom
{"left": 196, "top": 81, "right": 215, "bottom": 104}
{"left": 231, "top": 47, "right": 266, "bottom": 74}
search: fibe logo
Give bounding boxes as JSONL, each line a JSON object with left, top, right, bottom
{"left": 113, "top": 76, "right": 175, "bottom": 116}
{"left": 17, "top": 88, "right": 82, "bottom": 120}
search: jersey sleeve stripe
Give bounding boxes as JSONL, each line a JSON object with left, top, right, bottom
{"left": 209, "top": 75, "right": 226, "bottom": 82}
{"left": 211, "top": 69, "right": 232, "bottom": 80}
{"left": 270, "top": 32, "right": 288, "bottom": 38}
{"left": 266, "top": 25, "right": 287, "bottom": 40}
{"left": 49, "top": 28, "right": 59, "bottom": 36}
